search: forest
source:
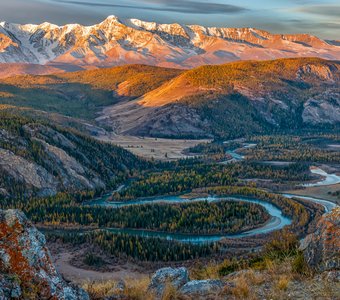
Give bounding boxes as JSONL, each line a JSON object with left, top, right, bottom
{"left": 0, "top": 110, "right": 147, "bottom": 198}
{"left": 90, "top": 201, "right": 269, "bottom": 234}
{"left": 0, "top": 193, "right": 268, "bottom": 234}
{"left": 47, "top": 230, "right": 219, "bottom": 262}
{"left": 0, "top": 110, "right": 333, "bottom": 264}
{"left": 243, "top": 135, "right": 340, "bottom": 163}
{"left": 115, "top": 161, "right": 312, "bottom": 200}
{"left": 0, "top": 184, "right": 322, "bottom": 239}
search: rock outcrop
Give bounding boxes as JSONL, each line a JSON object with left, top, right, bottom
{"left": 302, "top": 91, "right": 340, "bottom": 125}
{"left": 148, "top": 267, "right": 225, "bottom": 299}
{"left": 301, "top": 207, "right": 340, "bottom": 272}
{"left": 0, "top": 116, "right": 142, "bottom": 198}
{"left": 179, "top": 279, "right": 224, "bottom": 298}
{"left": 0, "top": 209, "right": 89, "bottom": 300}
{"left": 148, "top": 267, "right": 189, "bottom": 297}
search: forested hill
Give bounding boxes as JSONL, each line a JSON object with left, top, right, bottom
{"left": 0, "top": 58, "right": 339, "bottom": 139}
{"left": 0, "top": 64, "right": 181, "bottom": 120}
{"left": 106, "top": 58, "right": 340, "bottom": 139}
{"left": 0, "top": 110, "right": 146, "bottom": 200}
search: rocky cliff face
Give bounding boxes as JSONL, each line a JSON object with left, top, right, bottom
{"left": 0, "top": 113, "right": 143, "bottom": 199}
{"left": 301, "top": 207, "right": 340, "bottom": 272}
{"left": 0, "top": 16, "right": 340, "bottom": 68}
{"left": 0, "top": 209, "right": 89, "bottom": 299}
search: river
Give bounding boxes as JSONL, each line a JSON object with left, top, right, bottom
{"left": 303, "top": 167, "right": 340, "bottom": 187}
{"left": 87, "top": 195, "right": 292, "bottom": 244}
{"left": 85, "top": 143, "right": 339, "bottom": 244}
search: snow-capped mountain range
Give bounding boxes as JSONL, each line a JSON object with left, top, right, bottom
{"left": 0, "top": 16, "right": 340, "bottom": 68}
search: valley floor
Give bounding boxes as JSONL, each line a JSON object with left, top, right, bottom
{"left": 98, "top": 134, "right": 210, "bottom": 161}
{"left": 288, "top": 183, "right": 340, "bottom": 205}
{"left": 49, "top": 242, "right": 148, "bottom": 284}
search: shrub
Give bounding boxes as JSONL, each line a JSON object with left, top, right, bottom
{"left": 291, "top": 251, "right": 310, "bottom": 276}
{"left": 218, "top": 258, "right": 240, "bottom": 276}
{"left": 264, "top": 230, "right": 299, "bottom": 260}
{"left": 83, "top": 253, "right": 104, "bottom": 267}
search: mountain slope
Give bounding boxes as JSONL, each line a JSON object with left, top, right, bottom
{"left": 0, "top": 110, "right": 145, "bottom": 199}
{"left": 0, "top": 58, "right": 339, "bottom": 140}
{"left": 98, "top": 58, "right": 340, "bottom": 138}
{"left": 0, "top": 63, "right": 70, "bottom": 79}
{"left": 0, "top": 16, "right": 340, "bottom": 69}
{"left": 0, "top": 64, "right": 181, "bottom": 120}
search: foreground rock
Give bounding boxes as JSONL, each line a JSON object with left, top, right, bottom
{"left": 148, "top": 267, "right": 189, "bottom": 297}
{"left": 301, "top": 207, "right": 340, "bottom": 272}
{"left": 179, "top": 279, "right": 224, "bottom": 298}
{"left": 0, "top": 209, "right": 89, "bottom": 300}
{"left": 148, "top": 267, "right": 225, "bottom": 299}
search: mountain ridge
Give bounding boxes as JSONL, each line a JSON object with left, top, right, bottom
{"left": 1, "top": 16, "right": 340, "bottom": 70}
{"left": 96, "top": 58, "right": 340, "bottom": 138}
{"left": 0, "top": 58, "right": 339, "bottom": 139}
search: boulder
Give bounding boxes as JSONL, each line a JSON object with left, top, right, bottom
{"left": 0, "top": 209, "right": 89, "bottom": 300}
{"left": 300, "top": 207, "right": 340, "bottom": 272}
{"left": 148, "top": 267, "right": 189, "bottom": 297}
{"left": 179, "top": 279, "right": 224, "bottom": 298}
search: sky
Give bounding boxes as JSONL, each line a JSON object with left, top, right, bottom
{"left": 0, "top": 0, "right": 339, "bottom": 39}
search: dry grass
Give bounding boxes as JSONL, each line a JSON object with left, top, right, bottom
{"left": 244, "top": 270, "right": 266, "bottom": 286}
{"left": 276, "top": 275, "right": 291, "bottom": 291}
{"left": 123, "top": 277, "right": 154, "bottom": 300}
{"left": 190, "top": 262, "right": 221, "bottom": 280}
{"left": 231, "top": 276, "right": 251, "bottom": 299}
{"left": 162, "top": 283, "right": 184, "bottom": 300}
{"left": 82, "top": 280, "right": 117, "bottom": 299}
{"left": 82, "top": 257, "right": 340, "bottom": 300}
{"left": 100, "top": 134, "right": 210, "bottom": 161}
{"left": 82, "top": 276, "right": 153, "bottom": 300}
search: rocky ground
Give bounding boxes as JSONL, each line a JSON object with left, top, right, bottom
{"left": 49, "top": 242, "right": 146, "bottom": 284}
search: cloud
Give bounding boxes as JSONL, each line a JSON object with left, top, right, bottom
{"left": 296, "top": 4, "right": 340, "bottom": 17}
{"left": 0, "top": 0, "right": 104, "bottom": 25}
{"left": 54, "top": 0, "right": 247, "bottom": 15}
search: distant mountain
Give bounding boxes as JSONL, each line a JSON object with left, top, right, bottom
{"left": 0, "top": 16, "right": 340, "bottom": 70}
{"left": 0, "top": 63, "right": 86, "bottom": 78}
{"left": 0, "top": 58, "right": 339, "bottom": 139}
{"left": 97, "top": 58, "right": 340, "bottom": 138}
{"left": 0, "top": 64, "right": 181, "bottom": 120}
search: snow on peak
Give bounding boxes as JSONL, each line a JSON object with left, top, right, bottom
{"left": 130, "top": 19, "right": 158, "bottom": 31}
{"left": 0, "top": 16, "right": 338, "bottom": 67}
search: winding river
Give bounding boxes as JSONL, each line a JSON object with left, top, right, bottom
{"left": 86, "top": 143, "right": 339, "bottom": 244}
{"left": 88, "top": 195, "right": 292, "bottom": 244}
{"left": 303, "top": 167, "right": 340, "bottom": 187}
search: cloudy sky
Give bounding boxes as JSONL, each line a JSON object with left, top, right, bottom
{"left": 0, "top": 0, "right": 339, "bottom": 39}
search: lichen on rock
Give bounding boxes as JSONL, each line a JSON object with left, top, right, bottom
{"left": 301, "top": 207, "right": 340, "bottom": 272}
{"left": 0, "top": 209, "right": 89, "bottom": 300}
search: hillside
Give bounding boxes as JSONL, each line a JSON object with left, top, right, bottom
{"left": 0, "top": 58, "right": 339, "bottom": 139}
{"left": 98, "top": 58, "right": 340, "bottom": 138}
{"left": 0, "top": 63, "right": 71, "bottom": 79}
{"left": 0, "top": 64, "right": 181, "bottom": 120}
{"left": 0, "top": 110, "right": 145, "bottom": 199}
{"left": 0, "top": 16, "right": 340, "bottom": 69}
